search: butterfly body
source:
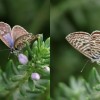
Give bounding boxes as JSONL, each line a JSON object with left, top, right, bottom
{"left": 0, "top": 22, "right": 38, "bottom": 54}
{"left": 66, "top": 31, "right": 100, "bottom": 64}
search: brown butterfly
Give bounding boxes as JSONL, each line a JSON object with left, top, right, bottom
{"left": 66, "top": 31, "right": 100, "bottom": 64}
{"left": 0, "top": 22, "right": 38, "bottom": 54}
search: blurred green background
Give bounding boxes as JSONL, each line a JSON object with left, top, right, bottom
{"left": 51, "top": 0, "right": 100, "bottom": 97}
{"left": 0, "top": 0, "right": 49, "bottom": 67}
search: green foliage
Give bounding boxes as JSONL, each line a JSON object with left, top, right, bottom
{"left": 0, "top": 34, "right": 50, "bottom": 100}
{"left": 53, "top": 67, "right": 100, "bottom": 100}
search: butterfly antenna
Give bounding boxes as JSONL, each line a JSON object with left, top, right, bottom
{"left": 80, "top": 60, "right": 89, "bottom": 72}
{"left": 0, "top": 49, "right": 10, "bottom": 51}
{"left": 8, "top": 52, "right": 11, "bottom": 59}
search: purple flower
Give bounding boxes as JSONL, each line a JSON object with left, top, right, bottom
{"left": 18, "top": 54, "right": 28, "bottom": 65}
{"left": 31, "top": 73, "right": 40, "bottom": 80}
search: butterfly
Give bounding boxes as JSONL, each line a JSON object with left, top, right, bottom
{"left": 0, "top": 22, "right": 38, "bottom": 54}
{"left": 66, "top": 31, "right": 100, "bottom": 64}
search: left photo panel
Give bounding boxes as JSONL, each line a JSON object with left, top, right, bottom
{"left": 0, "top": 0, "right": 50, "bottom": 100}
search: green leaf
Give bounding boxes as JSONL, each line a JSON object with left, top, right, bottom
{"left": 37, "top": 34, "right": 43, "bottom": 50}
{"left": 93, "top": 67, "right": 100, "bottom": 83}
{"left": 26, "top": 42, "right": 33, "bottom": 56}
{"left": 84, "top": 82, "right": 93, "bottom": 94}
{"left": 5, "top": 60, "right": 15, "bottom": 78}
{"left": 45, "top": 37, "right": 50, "bottom": 48}
{"left": 10, "top": 75, "right": 25, "bottom": 81}
{"left": 19, "top": 85, "right": 26, "bottom": 96}
{"left": 28, "top": 77, "right": 35, "bottom": 91}
{"left": 1, "top": 72, "right": 10, "bottom": 85}
{"left": 24, "top": 50, "right": 29, "bottom": 57}
{"left": 6, "top": 82, "right": 18, "bottom": 90}
{"left": 94, "top": 84, "right": 100, "bottom": 91}
{"left": 88, "top": 67, "right": 100, "bottom": 86}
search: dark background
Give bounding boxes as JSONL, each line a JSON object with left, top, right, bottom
{"left": 51, "top": 0, "right": 100, "bottom": 97}
{"left": 0, "top": 0, "right": 49, "bottom": 67}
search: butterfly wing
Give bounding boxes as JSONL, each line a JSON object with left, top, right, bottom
{"left": 12, "top": 25, "right": 38, "bottom": 50}
{"left": 0, "top": 22, "right": 13, "bottom": 48}
{"left": 14, "top": 34, "right": 38, "bottom": 50}
{"left": 11, "top": 25, "right": 29, "bottom": 41}
{"left": 90, "top": 31, "right": 100, "bottom": 60}
{"left": 66, "top": 32, "right": 92, "bottom": 59}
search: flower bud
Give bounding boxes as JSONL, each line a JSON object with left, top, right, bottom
{"left": 31, "top": 73, "right": 40, "bottom": 80}
{"left": 18, "top": 54, "right": 28, "bottom": 65}
{"left": 44, "top": 66, "right": 50, "bottom": 72}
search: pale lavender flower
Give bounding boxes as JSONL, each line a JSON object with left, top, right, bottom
{"left": 18, "top": 54, "right": 28, "bottom": 65}
{"left": 31, "top": 73, "right": 40, "bottom": 80}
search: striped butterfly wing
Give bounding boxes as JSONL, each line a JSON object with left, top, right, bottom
{"left": 66, "top": 32, "right": 92, "bottom": 59}
{"left": 90, "top": 31, "right": 100, "bottom": 61}
{"left": 14, "top": 34, "right": 38, "bottom": 50}
{"left": 12, "top": 25, "right": 38, "bottom": 50}
{"left": 11, "top": 25, "right": 30, "bottom": 50}
{"left": 0, "top": 22, "right": 13, "bottom": 48}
